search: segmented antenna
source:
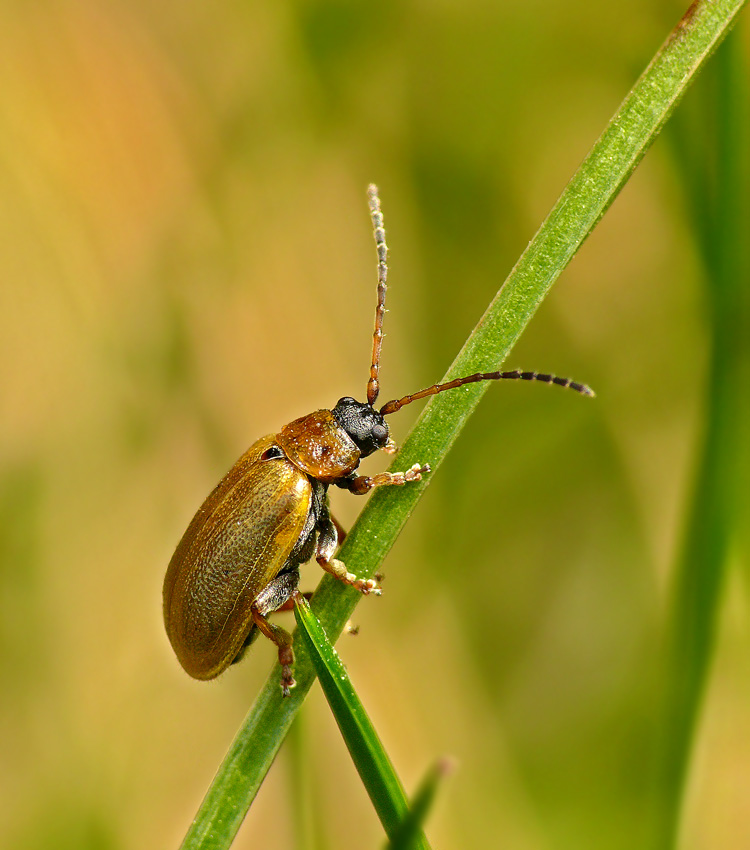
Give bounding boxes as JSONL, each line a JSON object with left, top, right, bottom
{"left": 379, "top": 369, "right": 595, "bottom": 415}
{"left": 366, "top": 184, "right": 388, "bottom": 406}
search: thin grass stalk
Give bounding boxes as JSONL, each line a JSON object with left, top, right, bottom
{"left": 294, "top": 597, "right": 431, "bottom": 850}
{"left": 653, "top": 26, "right": 749, "bottom": 850}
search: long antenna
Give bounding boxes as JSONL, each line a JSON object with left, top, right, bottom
{"left": 366, "top": 184, "right": 388, "bottom": 406}
{"left": 380, "top": 369, "right": 595, "bottom": 415}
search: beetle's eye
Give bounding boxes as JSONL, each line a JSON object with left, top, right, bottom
{"left": 261, "top": 446, "right": 284, "bottom": 461}
{"left": 337, "top": 396, "right": 356, "bottom": 406}
{"left": 372, "top": 423, "right": 388, "bottom": 443}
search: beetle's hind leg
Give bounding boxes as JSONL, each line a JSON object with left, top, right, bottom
{"left": 315, "top": 512, "right": 381, "bottom": 596}
{"left": 251, "top": 568, "right": 300, "bottom": 697}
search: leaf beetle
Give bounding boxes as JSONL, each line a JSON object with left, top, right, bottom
{"left": 163, "top": 184, "right": 594, "bottom": 695}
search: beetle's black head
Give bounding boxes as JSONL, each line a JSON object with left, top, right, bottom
{"left": 332, "top": 397, "right": 389, "bottom": 458}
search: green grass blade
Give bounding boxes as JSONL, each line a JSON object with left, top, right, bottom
{"left": 386, "top": 760, "right": 453, "bottom": 850}
{"left": 653, "top": 28, "right": 750, "bottom": 850}
{"left": 293, "top": 596, "right": 431, "bottom": 850}
{"left": 178, "top": 4, "right": 748, "bottom": 847}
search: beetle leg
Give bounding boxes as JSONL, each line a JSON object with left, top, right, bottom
{"left": 339, "top": 462, "right": 431, "bottom": 496}
{"left": 318, "top": 555, "right": 382, "bottom": 595}
{"left": 316, "top": 513, "right": 381, "bottom": 595}
{"left": 275, "top": 590, "right": 313, "bottom": 612}
{"left": 331, "top": 513, "right": 347, "bottom": 545}
{"left": 251, "top": 613, "right": 295, "bottom": 696}
{"left": 251, "top": 569, "right": 300, "bottom": 696}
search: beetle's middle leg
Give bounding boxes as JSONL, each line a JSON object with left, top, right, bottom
{"left": 250, "top": 568, "right": 300, "bottom": 696}
{"left": 315, "top": 511, "right": 381, "bottom": 596}
{"left": 331, "top": 513, "right": 347, "bottom": 545}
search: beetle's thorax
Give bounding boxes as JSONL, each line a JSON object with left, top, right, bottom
{"left": 277, "top": 410, "right": 361, "bottom": 481}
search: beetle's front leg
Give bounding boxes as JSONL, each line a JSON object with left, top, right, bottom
{"left": 315, "top": 512, "right": 381, "bottom": 596}
{"left": 251, "top": 569, "right": 300, "bottom": 696}
{"left": 337, "top": 462, "right": 431, "bottom": 496}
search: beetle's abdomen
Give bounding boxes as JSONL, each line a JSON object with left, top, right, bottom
{"left": 277, "top": 409, "right": 360, "bottom": 481}
{"left": 163, "top": 435, "right": 311, "bottom": 680}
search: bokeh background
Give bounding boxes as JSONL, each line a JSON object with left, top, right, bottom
{"left": 1, "top": 1, "right": 748, "bottom": 849}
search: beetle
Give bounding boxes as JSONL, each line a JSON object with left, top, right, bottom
{"left": 163, "top": 184, "right": 594, "bottom": 695}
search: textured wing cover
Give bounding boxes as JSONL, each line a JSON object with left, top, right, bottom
{"left": 163, "top": 435, "right": 311, "bottom": 679}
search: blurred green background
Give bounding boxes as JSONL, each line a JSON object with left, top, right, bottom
{"left": 0, "top": 1, "right": 748, "bottom": 848}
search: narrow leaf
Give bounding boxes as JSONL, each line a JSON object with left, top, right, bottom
{"left": 387, "top": 759, "right": 454, "bottom": 850}
{"left": 653, "top": 27, "right": 750, "bottom": 850}
{"left": 294, "top": 596, "right": 431, "bottom": 850}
